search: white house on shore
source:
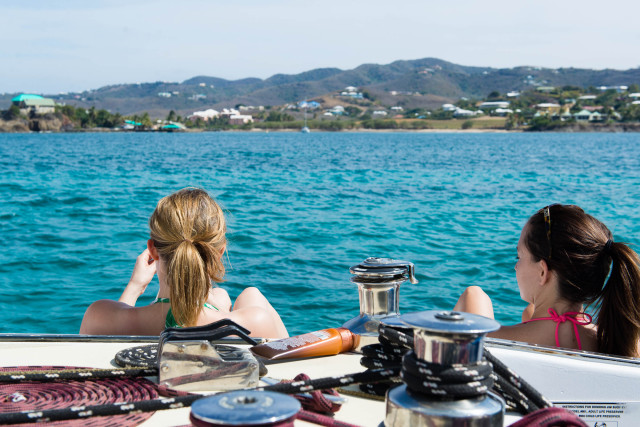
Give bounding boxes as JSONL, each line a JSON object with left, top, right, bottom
{"left": 478, "top": 101, "right": 510, "bottom": 110}
{"left": 188, "top": 109, "right": 220, "bottom": 121}
{"left": 220, "top": 108, "right": 240, "bottom": 117}
{"left": 493, "top": 108, "right": 513, "bottom": 116}
{"left": 453, "top": 108, "right": 476, "bottom": 117}
{"left": 12, "top": 94, "right": 56, "bottom": 115}
{"left": 574, "top": 109, "right": 605, "bottom": 122}
{"left": 229, "top": 115, "right": 253, "bottom": 125}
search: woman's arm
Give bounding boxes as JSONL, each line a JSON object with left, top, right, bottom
{"left": 79, "top": 249, "right": 160, "bottom": 335}
{"left": 119, "top": 249, "right": 157, "bottom": 306}
{"left": 79, "top": 300, "right": 164, "bottom": 335}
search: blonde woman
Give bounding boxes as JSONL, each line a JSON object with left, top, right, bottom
{"left": 80, "top": 188, "right": 288, "bottom": 338}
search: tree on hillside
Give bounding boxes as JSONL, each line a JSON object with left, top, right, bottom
{"left": 141, "top": 113, "right": 152, "bottom": 128}
{"left": 56, "top": 105, "right": 76, "bottom": 119}
{"left": 404, "top": 108, "right": 427, "bottom": 118}
{"left": 361, "top": 90, "right": 375, "bottom": 101}
{"left": 456, "top": 99, "right": 476, "bottom": 110}
{"left": 344, "top": 106, "right": 362, "bottom": 117}
{"left": 75, "top": 108, "right": 92, "bottom": 128}
{"left": 620, "top": 105, "right": 640, "bottom": 122}
{"left": 167, "top": 110, "right": 176, "bottom": 122}
{"left": 596, "top": 89, "right": 618, "bottom": 107}
{"left": 265, "top": 111, "right": 294, "bottom": 122}
{"left": 4, "top": 104, "right": 21, "bottom": 120}
{"left": 95, "top": 109, "right": 113, "bottom": 127}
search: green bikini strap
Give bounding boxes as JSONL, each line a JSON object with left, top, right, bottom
{"left": 154, "top": 297, "right": 218, "bottom": 311}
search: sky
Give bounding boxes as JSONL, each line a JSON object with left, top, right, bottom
{"left": 1, "top": 0, "right": 639, "bottom": 94}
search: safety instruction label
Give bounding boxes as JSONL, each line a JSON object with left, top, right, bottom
{"left": 555, "top": 402, "right": 640, "bottom": 427}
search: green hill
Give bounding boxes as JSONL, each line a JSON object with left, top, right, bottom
{"left": 2, "top": 58, "right": 639, "bottom": 118}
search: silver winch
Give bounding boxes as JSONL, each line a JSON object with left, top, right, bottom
{"left": 385, "top": 310, "right": 505, "bottom": 427}
{"left": 342, "top": 257, "right": 418, "bottom": 352}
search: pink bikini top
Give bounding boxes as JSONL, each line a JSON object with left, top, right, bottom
{"left": 524, "top": 308, "right": 593, "bottom": 350}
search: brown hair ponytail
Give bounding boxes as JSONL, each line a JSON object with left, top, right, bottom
{"left": 598, "top": 242, "right": 640, "bottom": 356}
{"left": 149, "top": 188, "right": 227, "bottom": 327}
{"left": 525, "top": 204, "right": 640, "bottom": 357}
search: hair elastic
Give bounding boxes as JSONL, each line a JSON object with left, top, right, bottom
{"left": 603, "top": 239, "right": 613, "bottom": 255}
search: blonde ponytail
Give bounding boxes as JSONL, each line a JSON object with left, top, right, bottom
{"left": 149, "top": 188, "right": 227, "bottom": 327}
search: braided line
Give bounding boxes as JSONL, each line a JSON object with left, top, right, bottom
{"left": 0, "top": 367, "right": 158, "bottom": 384}
{"left": 0, "top": 367, "right": 397, "bottom": 425}
{"left": 484, "top": 349, "right": 552, "bottom": 410}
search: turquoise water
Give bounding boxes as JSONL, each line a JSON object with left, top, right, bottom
{"left": 1, "top": 131, "right": 639, "bottom": 335}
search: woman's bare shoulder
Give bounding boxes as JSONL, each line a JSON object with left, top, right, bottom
{"left": 488, "top": 322, "right": 558, "bottom": 348}
{"left": 80, "top": 300, "right": 163, "bottom": 335}
{"left": 488, "top": 321, "right": 598, "bottom": 352}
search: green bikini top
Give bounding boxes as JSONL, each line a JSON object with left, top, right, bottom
{"left": 153, "top": 297, "right": 219, "bottom": 329}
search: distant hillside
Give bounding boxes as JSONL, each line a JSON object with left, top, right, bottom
{"left": 2, "top": 58, "right": 640, "bottom": 118}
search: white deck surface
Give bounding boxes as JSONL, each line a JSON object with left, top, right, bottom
{"left": 2, "top": 339, "right": 638, "bottom": 426}
{"left": 0, "top": 340, "right": 386, "bottom": 426}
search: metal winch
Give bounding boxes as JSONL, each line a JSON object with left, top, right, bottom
{"left": 190, "top": 390, "right": 301, "bottom": 427}
{"left": 385, "top": 310, "right": 505, "bottom": 427}
{"left": 342, "top": 257, "right": 418, "bottom": 351}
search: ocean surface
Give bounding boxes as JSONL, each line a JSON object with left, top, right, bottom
{"left": 1, "top": 131, "right": 639, "bottom": 336}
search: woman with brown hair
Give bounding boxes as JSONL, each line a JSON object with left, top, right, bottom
{"left": 455, "top": 204, "right": 640, "bottom": 357}
{"left": 80, "top": 188, "right": 288, "bottom": 338}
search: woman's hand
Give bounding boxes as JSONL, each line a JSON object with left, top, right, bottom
{"left": 119, "top": 249, "right": 157, "bottom": 306}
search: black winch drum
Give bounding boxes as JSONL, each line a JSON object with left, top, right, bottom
{"left": 385, "top": 310, "right": 505, "bottom": 427}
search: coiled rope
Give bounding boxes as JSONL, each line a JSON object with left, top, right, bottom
{"left": 0, "top": 366, "right": 158, "bottom": 426}
{"left": 0, "top": 366, "right": 398, "bottom": 425}
{"left": 359, "top": 323, "right": 553, "bottom": 414}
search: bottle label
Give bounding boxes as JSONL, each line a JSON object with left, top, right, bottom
{"left": 263, "top": 332, "right": 324, "bottom": 351}
{"left": 310, "top": 330, "right": 331, "bottom": 340}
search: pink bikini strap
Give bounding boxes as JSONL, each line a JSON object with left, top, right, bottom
{"left": 525, "top": 308, "right": 592, "bottom": 350}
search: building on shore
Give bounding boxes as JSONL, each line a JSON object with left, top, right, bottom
{"left": 188, "top": 109, "right": 220, "bottom": 121}
{"left": 229, "top": 114, "right": 253, "bottom": 125}
{"left": 478, "top": 101, "right": 510, "bottom": 110}
{"left": 12, "top": 94, "right": 56, "bottom": 115}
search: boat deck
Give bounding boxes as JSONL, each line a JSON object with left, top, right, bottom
{"left": 0, "top": 338, "right": 388, "bottom": 426}
{"left": 0, "top": 336, "right": 639, "bottom": 426}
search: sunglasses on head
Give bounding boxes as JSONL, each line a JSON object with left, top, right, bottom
{"left": 540, "top": 204, "right": 563, "bottom": 260}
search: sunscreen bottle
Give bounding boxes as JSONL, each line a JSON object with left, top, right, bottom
{"left": 250, "top": 327, "right": 356, "bottom": 360}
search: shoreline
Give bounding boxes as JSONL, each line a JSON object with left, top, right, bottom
{"left": 2, "top": 117, "right": 640, "bottom": 134}
{"left": 4, "top": 127, "right": 639, "bottom": 134}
